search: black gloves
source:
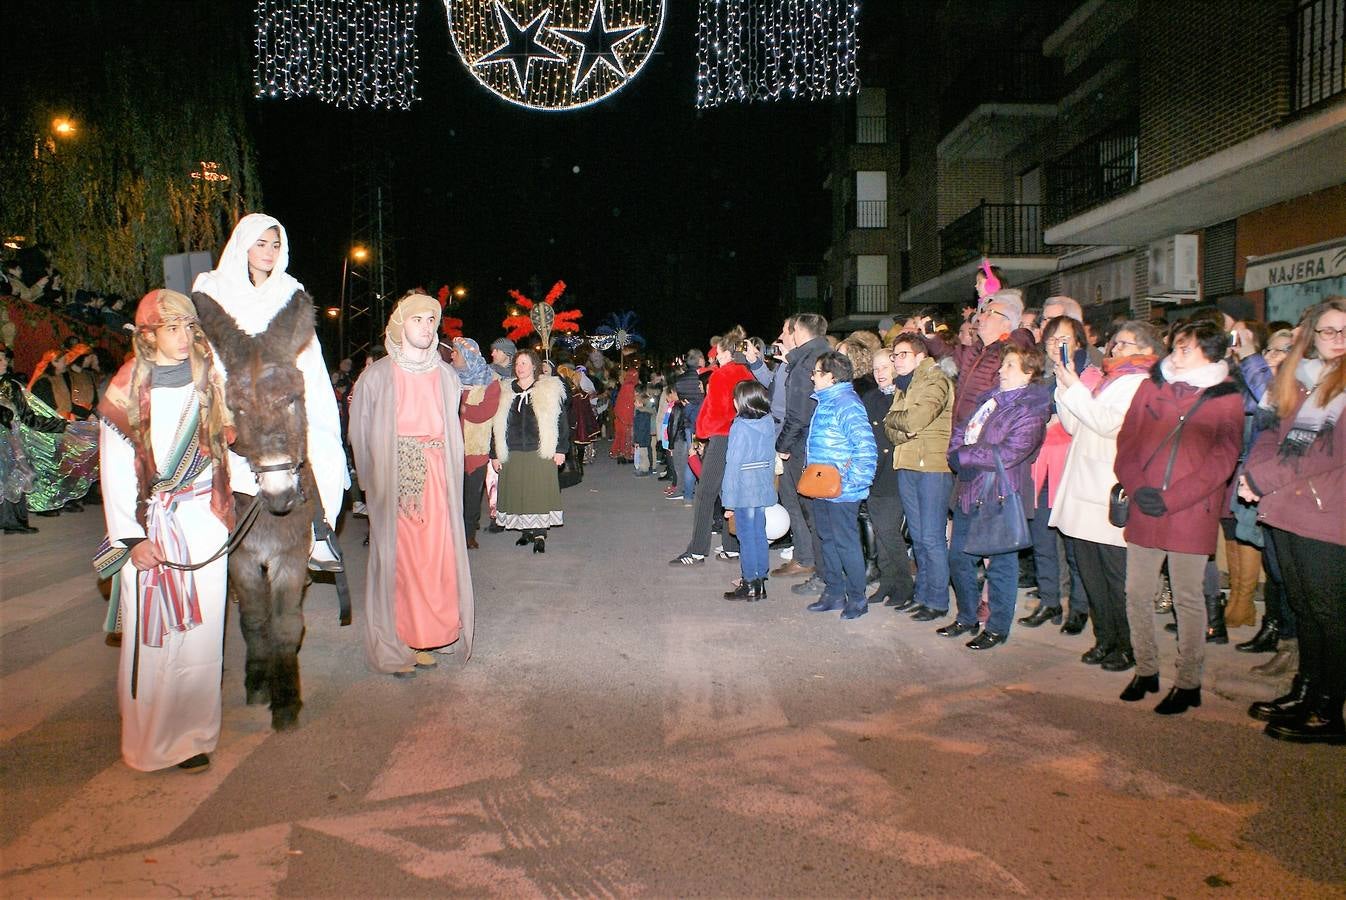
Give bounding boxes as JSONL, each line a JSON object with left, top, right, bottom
{"left": 1134, "top": 487, "right": 1167, "bottom": 517}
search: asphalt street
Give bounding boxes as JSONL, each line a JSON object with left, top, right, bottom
{"left": 2, "top": 452, "right": 1344, "bottom": 897}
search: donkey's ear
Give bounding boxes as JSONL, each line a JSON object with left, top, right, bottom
{"left": 261, "top": 291, "right": 317, "bottom": 360}
{"left": 192, "top": 291, "right": 249, "bottom": 369}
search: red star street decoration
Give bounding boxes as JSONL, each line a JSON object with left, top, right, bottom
{"left": 436, "top": 285, "right": 464, "bottom": 339}
{"left": 502, "top": 280, "right": 582, "bottom": 343}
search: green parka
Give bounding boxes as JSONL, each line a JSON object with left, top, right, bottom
{"left": 883, "top": 357, "right": 953, "bottom": 473}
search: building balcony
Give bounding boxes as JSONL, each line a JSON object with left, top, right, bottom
{"left": 937, "top": 51, "right": 1061, "bottom": 159}
{"left": 845, "top": 199, "right": 888, "bottom": 230}
{"left": 940, "top": 202, "right": 1065, "bottom": 272}
{"left": 846, "top": 284, "right": 888, "bottom": 315}
{"left": 1292, "top": 0, "right": 1346, "bottom": 114}
{"left": 1044, "top": 118, "right": 1139, "bottom": 226}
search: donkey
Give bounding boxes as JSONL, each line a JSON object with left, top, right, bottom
{"left": 193, "top": 291, "right": 319, "bottom": 731}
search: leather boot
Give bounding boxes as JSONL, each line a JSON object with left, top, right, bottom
{"left": 1223, "top": 540, "right": 1259, "bottom": 628}
{"left": 1236, "top": 617, "right": 1281, "bottom": 653}
{"left": 1248, "top": 673, "right": 1314, "bottom": 723}
{"left": 748, "top": 578, "right": 767, "bottom": 602}
{"left": 1251, "top": 639, "right": 1298, "bottom": 676}
{"left": 1204, "top": 593, "right": 1228, "bottom": 644}
{"left": 1264, "top": 695, "right": 1346, "bottom": 744}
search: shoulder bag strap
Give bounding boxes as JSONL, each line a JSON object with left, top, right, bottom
{"left": 1158, "top": 389, "right": 1214, "bottom": 491}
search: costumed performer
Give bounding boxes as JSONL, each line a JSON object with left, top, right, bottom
{"left": 0, "top": 347, "right": 67, "bottom": 533}
{"left": 490, "top": 349, "right": 568, "bottom": 553}
{"left": 349, "top": 294, "right": 475, "bottom": 678}
{"left": 192, "top": 213, "right": 347, "bottom": 572}
{"left": 96, "top": 289, "right": 233, "bottom": 772}
{"left": 449, "top": 337, "right": 500, "bottom": 550}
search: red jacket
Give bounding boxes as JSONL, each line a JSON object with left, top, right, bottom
{"left": 1114, "top": 373, "right": 1243, "bottom": 555}
{"left": 695, "top": 361, "right": 753, "bottom": 439}
{"left": 953, "top": 330, "right": 1036, "bottom": 428}
{"left": 1243, "top": 385, "right": 1346, "bottom": 548}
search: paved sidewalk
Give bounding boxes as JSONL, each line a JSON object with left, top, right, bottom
{"left": 2, "top": 454, "right": 1343, "bottom": 897}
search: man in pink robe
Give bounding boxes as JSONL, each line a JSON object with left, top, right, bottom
{"left": 349, "top": 294, "right": 475, "bottom": 678}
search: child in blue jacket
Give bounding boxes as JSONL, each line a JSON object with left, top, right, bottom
{"left": 720, "top": 380, "right": 777, "bottom": 601}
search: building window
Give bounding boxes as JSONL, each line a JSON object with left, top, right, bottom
{"left": 1203, "top": 220, "right": 1238, "bottom": 298}
{"left": 847, "top": 255, "right": 889, "bottom": 313}
{"left": 851, "top": 171, "right": 888, "bottom": 228}
{"left": 855, "top": 87, "right": 888, "bottom": 143}
{"left": 1293, "top": 0, "right": 1345, "bottom": 112}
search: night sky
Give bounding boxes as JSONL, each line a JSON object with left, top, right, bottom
{"left": 6, "top": 1, "right": 904, "bottom": 355}
{"left": 250, "top": 1, "right": 847, "bottom": 354}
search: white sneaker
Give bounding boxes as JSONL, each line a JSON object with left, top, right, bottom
{"left": 779, "top": 545, "right": 794, "bottom": 561}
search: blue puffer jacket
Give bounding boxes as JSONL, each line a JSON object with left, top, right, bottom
{"left": 805, "top": 381, "right": 877, "bottom": 502}
{"left": 721, "top": 415, "right": 778, "bottom": 509}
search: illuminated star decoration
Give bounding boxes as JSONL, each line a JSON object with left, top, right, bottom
{"left": 475, "top": 2, "right": 566, "bottom": 94}
{"left": 436, "top": 285, "right": 464, "bottom": 339}
{"left": 550, "top": 0, "right": 646, "bottom": 92}
{"left": 502, "top": 280, "right": 583, "bottom": 344}
{"left": 592, "top": 310, "right": 645, "bottom": 351}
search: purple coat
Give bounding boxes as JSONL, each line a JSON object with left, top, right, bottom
{"left": 948, "top": 382, "right": 1052, "bottom": 518}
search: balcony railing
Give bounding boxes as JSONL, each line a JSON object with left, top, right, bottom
{"left": 938, "top": 50, "right": 1061, "bottom": 137}
{"left": 846, "top": 284, "right": 888, "bottom": 315}
{"left": 855, "top": 115, "right": 889, "bottom": 144}
{"left": 846, "top": 199, "right": 888, "bottom": 229}
{"left": 1292, "top": 0, "right": 1345, "bottom": 112}
{"left": 940, "top": 202, "right": 1061, "bottom": 272}
{"left": 1044, "top": 119, "right": 1139, "bottom": 225}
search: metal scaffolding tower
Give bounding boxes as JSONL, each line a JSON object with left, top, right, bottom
{"left": 339, "top": 149, "right": 397, "bottom": 361}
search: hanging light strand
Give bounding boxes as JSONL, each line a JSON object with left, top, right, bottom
{"left": 696, "top": 0, "right": 859, "bottom": 108}
{"left": 255, "top": 0, "right": 421, "bottom": 110}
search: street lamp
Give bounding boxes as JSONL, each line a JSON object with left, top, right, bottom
{"left": 51, "top": 117, "right": 76, "bottom": 138}
{"left": 339, "top": 246, "right": 371, "bottom": 359}
{"left": 454, "top": 285, "right": 467, "bottom": 299}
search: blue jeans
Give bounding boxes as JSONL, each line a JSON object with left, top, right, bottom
{"left": 949, "top": 505, "right": 1018, "bottom": 635}
{"left": 681, "top": 424, "right": 698, "bottom": 501}
{"left": 897, "top": 470, "right": 953, "bottom": 612}
{"left": 734, "top": 506, "right": 769, "bottom": 581}
{"left": 812, "top": 498, "right": 866, "bottom": 608}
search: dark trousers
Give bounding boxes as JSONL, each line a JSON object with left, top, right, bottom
{"left": 812, "top": 498, "right": 867, "bottom": 607}
{"left": 779, "top": 450, "right": 821, "bottom": 567}
{"left": 685, "top": 435, "right": 729, "bottom": 557}
{"left": 865, "top": 494, "right": 914, "bottom": 603}
{"left": 1029, "top": 484, "right": 1061, "bottom": 605}
{"left": 1072, "top": 537, "right": 1130, "bottom": 653}
{"left": 1261, "top": 536, "right": 1296, "bottom": 638}
{"left": 1271, "top": 527, "right": 1346, "bottom": 700}
{"left": 463, "top": 466, "right": 486, "bottom": 539}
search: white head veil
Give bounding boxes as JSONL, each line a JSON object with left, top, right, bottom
{"left": 192, "top": 213, "right": 305, "bottom": 336}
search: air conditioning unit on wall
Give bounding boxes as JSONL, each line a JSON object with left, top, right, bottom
{"left": 1148, "top": 234, "right": 1199, "bottom": 297}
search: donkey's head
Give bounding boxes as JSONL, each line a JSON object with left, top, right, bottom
{"left": 195, "top": 292, "right": 314, "bottom": 515}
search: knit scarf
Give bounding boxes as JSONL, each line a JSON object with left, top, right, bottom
{"left": 1095, "top": 353, "right": 1158, "bottom": 396}
{"left": 1282, "top": 358, "right": 1346, "bottom": 459}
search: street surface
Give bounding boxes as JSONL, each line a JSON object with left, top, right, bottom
{"left": 2, "top": 453, "right": 1344, "bottom": 897}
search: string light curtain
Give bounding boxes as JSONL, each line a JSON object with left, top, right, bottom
{"left": 696, "top": 0, "right": 860, "bottom": 107}
{"left": 255, "top": 0, "right": 421, "bottom": 110}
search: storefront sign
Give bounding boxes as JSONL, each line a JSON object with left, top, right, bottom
{"left": 1245, "top": 239, "right": 1346, "bottom": 291}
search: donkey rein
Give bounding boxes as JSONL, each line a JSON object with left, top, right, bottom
{"left": 157, "top": 494, "right": 264, "bottom": 572}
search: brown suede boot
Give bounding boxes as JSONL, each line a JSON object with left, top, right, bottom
{"left": 1224, "top": 540, "right": 1260, "bottom": 628}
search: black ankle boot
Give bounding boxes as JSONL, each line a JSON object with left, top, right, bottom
{"left": 1120, "top": 673, "right": 1159, "bottom": 701}
{"left": 1264, "top": 695, "right": 1346, "bottom": 745}
{"left": 1204, "top": 594, "right": 1228, "bottom": 644}
{"left": 1248, "top": 673, "right": 1314, "bottom": 723}
{"left": 1236, "top": 618, "right": 1280, "bottom": 653}
{"left": 748, "top": 578, "right": 767, "bottom": 602}
{"left": 1155, "top": 685, "right": 1202, "bottom": 715}
{"left": 723, "top": 580, "right": 751, "bottom": 601}
{"left": 516, "top": 535, "right": 531, "bottom": 546}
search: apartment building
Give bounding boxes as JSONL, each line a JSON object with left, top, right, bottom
{"left": 821, "top": 0, "right": 1345, "bottom": 332}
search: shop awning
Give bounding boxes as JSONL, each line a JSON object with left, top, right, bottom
{"left": 1244, "top": 237, "right": 1346, "bottom": 291}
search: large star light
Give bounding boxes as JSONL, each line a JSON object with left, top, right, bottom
{"left": 475, "top": 2, "right": 565, "bottom": 93}
{"left": 550, "top": 0, "right": 645, "bottom": 91}
{"left": 445, "top": 1, "right": 666, "bottom": 111}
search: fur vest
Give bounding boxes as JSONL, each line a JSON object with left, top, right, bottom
{"left": 492, "top": 375, "right": 563, "bottom": 462}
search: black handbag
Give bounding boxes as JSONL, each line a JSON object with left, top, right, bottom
{"left": 963, "top": 448, "right": 1032, "bottom": 556}
{"left": 1109, "top": 390, "right": 1213, "bottom": 527}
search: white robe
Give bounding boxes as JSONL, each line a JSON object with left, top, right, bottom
{"left": 100, "top": 385, "right": 227, "bottom": 772}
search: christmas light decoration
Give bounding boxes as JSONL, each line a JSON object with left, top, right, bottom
{"left": 443, "top": 0, "right": 665, "bottom": 111}
{"left": 502, "top": 281, "right": 583, "bottom": 343}
{"left": 594, "top": 310, "right": 645, "bottom": 350}
{"left": 254, "top": 0, "right": 421, "bottom": 110}
{"left": 696, "top": 0, "right": 860, "bottom": 108}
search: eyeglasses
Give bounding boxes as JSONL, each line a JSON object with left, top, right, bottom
{"left": 891, "top": 350, "right": 914, "bottom": 359}
{"left": 1315, "top": 326, "right": 1346, "bottom": 340}
{"left": 1112, "top": 339, "right": 1140, "bottom": 349}
{"left": 1265, "top": 346, "right": 1291, "bottom": 356}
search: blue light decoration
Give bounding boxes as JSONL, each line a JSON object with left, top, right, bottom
{"left": 444, "top": 0, "right": 666, "bottom": 111}
{"left": 696, "top": 0, "right": 860, "bottom": 108}
{"left": 254, "top": 0, "right": 421, "bottom": 109}
{"left": 592, "top": 310, "right": 645, "bottom": 351}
